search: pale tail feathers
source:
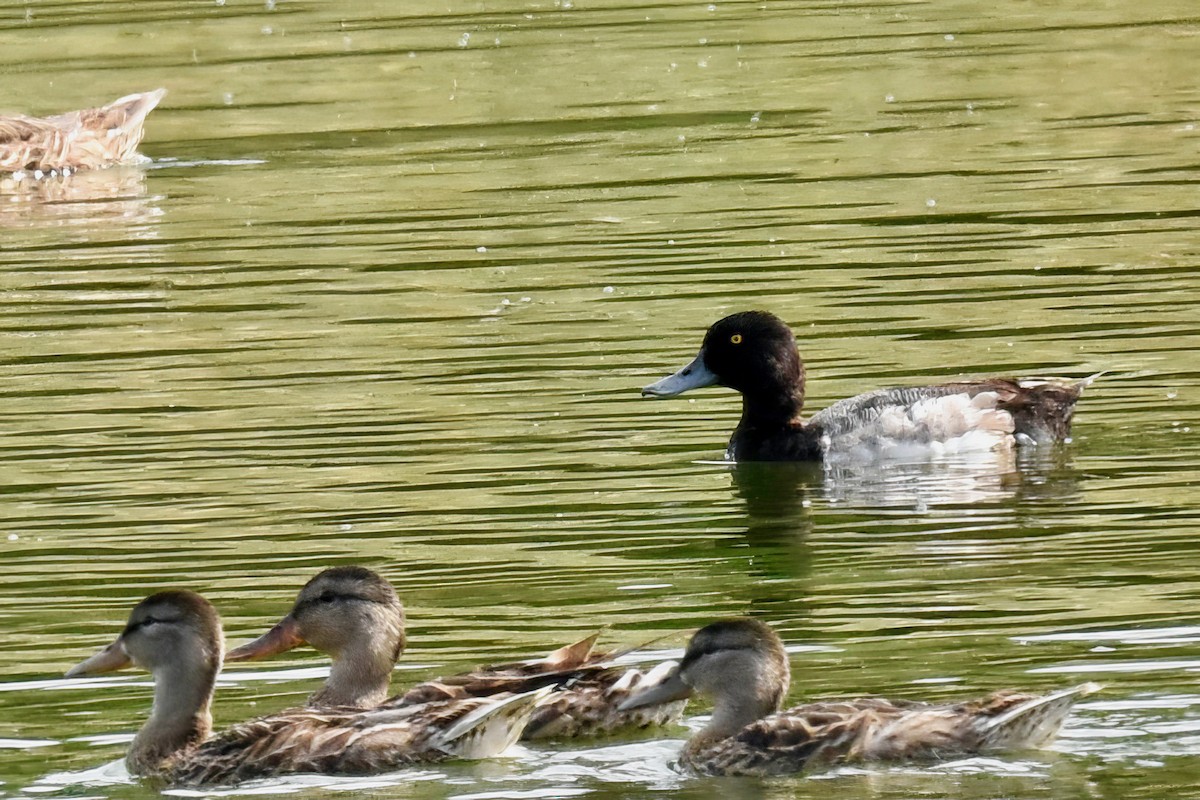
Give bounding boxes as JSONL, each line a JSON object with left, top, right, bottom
{"left": 1017, "top": 371, "right": 1106, "bottom": 391}
{"left": 539, "top": 633, "right": 601, "bottom": 668}
{"left": 979, "top": 682, "right": 1101, "bottom": 749}
{"left": 433, "top": 686, "right": 554, "bottom": 758}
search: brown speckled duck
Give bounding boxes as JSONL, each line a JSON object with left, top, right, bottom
{"left": 643, "top": 311, "right": 1097, "bottom": 462}
{"left": 226, "top": 566, "right": 686, "bottom": 739}
{"left": 66, "top": 590, "right": 554, "bottom": 786}
{"left": 619, "top": 618, "right": 1099, "bottom": 777}
{"left": 1, "top": 89, "right": 165, "bottom": 175}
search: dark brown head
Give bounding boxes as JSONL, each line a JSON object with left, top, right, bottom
{"left": 643, "top": 311, "right": 805, "bottom": 411}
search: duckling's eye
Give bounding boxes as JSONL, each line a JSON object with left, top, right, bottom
{"left": 730, "top": 333, "right": 743, "bottom": 345}
{"left": 318, "top": 592, "right": 337, "bottom": 604}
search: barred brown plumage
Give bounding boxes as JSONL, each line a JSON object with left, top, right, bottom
{"left": 1, "top": 90, "right": 165, "bottom": 174}
{"left": 619, "top": 617, "right": 1099, "bottom": 777}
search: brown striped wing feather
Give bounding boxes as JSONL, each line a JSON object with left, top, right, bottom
{"left": 170, "top": 693, "right": 538, "bottom": 786}
{"left": 395, "top": 639, "right": 685, "bottom": 740}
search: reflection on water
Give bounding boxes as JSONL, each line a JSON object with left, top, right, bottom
{"left": 0, "top": 167, "right": 160, "bottom": 234}
{"left": 2, "top": 0, "right": 1200, "bottom": 799}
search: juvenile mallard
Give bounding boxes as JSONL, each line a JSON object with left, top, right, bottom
{"left": 619, "top": 617, "right": 1098, "bottom": 777}
{"left": 66, "top": 590, "right": 554, "bottom": 785}
{"left": 643, "top": 310, "right": 1097, "bottom": 462}
{"left": 1, "top": 89, "right": 165, "bottom": 175}
{"left": 227, "top": 566, "right": 686, "bottom": 739}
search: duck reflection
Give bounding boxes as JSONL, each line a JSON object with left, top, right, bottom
{"left": 0, "top": 166, "right": 161, "bottom": 234}
{"left": 731, "top": 446, "right": 1080, "bottom": 513}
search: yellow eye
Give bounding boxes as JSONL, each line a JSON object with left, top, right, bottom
{"left": 730, "top": 334, "right": 743, "bottom": 344}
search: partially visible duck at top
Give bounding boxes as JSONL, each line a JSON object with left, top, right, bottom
{"left": 226, "top": 566, "right": 686, "bottom": 739}
{"left": 619, "top": 617, "right": 1099, "bottom": 777}
{"left": 642, "top": 310, "right": 1097, "bottom": 463}
{"left": 1, "top": 89, "right": 165, "bottom": 176}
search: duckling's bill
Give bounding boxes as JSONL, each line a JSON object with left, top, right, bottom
{"left": 226, "top": 615, "right": 305, "bottom": 661}
{"left": 616, "top": 665, "right": 692, "bottom": 710}
{"left": 642, "top": 351, "right": 718, "bottom": 397}
{"left": 66, "top": 639, "right": 131, "bottom": 677}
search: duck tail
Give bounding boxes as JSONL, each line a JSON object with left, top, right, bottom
{"left": 104, "top": 89, "right": 167, "bottom": 129}
{"left": 979, "top": 682, "right": 1100, "bottom": 749}
{"left": 539, "top": 632, "right": 601, "bottom": 668}
{"left": 434, "top": 685, "right": 555, "bottom": 758}
{"left": 1074, "top": 370, "right": 1107, "bottom": 390}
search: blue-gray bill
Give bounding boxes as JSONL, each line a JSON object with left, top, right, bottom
{"left": 642, "top": 351, "right": 718, "bottom": 397}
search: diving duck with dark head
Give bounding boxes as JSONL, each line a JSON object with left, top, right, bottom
{"left": 643, "top": 311, "right": 1097, "bottom": 463}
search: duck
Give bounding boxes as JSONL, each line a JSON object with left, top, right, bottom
{"left": 66, "top": 590, "right": 556, "bottom": 786}
{"left": 619, "top": 617, "right": 1098, "bottom": 777}
{"left": 642, "top": 310, "right": 1097, "bottom": 463}
{"left": 1, "top": 89, "right": 165, "bottom": 175}
{"left": 225, "top": 565, "right": 687, "bottom": 739}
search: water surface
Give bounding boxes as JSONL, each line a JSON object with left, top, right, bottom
{"left": 2, "top": 1, "right": 1200, "bottom": 799}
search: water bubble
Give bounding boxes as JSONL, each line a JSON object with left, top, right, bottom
{"left": 944, "top": 33, "right": 955, "bottom": 41}
{"left": 457, "top": 32, "right": 470, "bottom": 47}
{"left": 602, "top": 286, "right": 614, "bottom": 294}
{"left": 925, "top": 198, "right": 937, "bottom": 208}
{"left": 476, "top": 246, "right": 487, "bottom": 253}
{"left": 884, "top": 93, "right": 896, "bottom": 103}
{"left": 750, "top": 111, "right": 761, "bottom": 123}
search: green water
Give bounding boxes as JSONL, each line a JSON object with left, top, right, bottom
{"left": 2, "top": 1, "right": 1200, "bottom": 798}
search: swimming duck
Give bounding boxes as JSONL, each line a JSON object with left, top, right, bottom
{"left": 1, "top": 89, "right": 165, "bottom": 175}
{"left": 619, "top": 617, "right": 1098, "bottom": 777}
{"left": 66, "top": 590, "right": 555, "bottom": 785}
{"left": 226, "top": 566, "right": 686, "bottom": 739}
{"left": 642, "top": 310, "right": 1096, "bottom": 462}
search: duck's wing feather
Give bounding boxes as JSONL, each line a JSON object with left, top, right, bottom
{"left": 522, "top": 659, "right": 686, "bottom": 739}
{"left": 0, "top": 115, "right": 68, "bottom": 172}
{"left": 397, "top": 661, "right": 686, "bottom": 740}
{"left": 809, "top": 377, "right": 1091, "bottom": 458}
{"left": 395, "top": 636, "right": 685, "bottom": 740}
{"left": 172, "top": 690, "right": 547, "bottom": 786}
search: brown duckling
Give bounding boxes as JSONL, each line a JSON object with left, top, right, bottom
{"left": 66, "top": 590, "right": 554, "bottom": 786}
{"left": 1, "top": 89, "right": 165, "bottom": 175}
{"left": 227, "top": 566, "right": 686, "bottom": 739}
{"left": 643, "top": 310, "right": 1097, "bottom": 462}
{"left": 619, "top": 617, "right": 1099, "bottom": 777}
